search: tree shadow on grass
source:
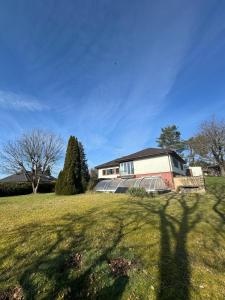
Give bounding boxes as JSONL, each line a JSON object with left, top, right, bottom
{"left": 0, "top": 206, "right": 145, "bottom": 299}
{"left": 201, "top": 183, "right": 225, "bottom": 275}
{"left": 131, "top": 193, "right": 201, "bottom": 300}
{"left": 0, "top": 194, "right": 202, "bottom": 300}
{"left": 208, "top": 183, "right": 225, "bottom": 228}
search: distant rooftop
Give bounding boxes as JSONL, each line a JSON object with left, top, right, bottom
{"left": 0, "top": 172, "right": 56, "bottom": 183}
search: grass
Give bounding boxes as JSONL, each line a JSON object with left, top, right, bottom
{"left": 0, "top": 178, "right": 225, "bottom": 299}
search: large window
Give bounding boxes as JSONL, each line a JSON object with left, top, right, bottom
{"left": 172, "top": 157, "right": 184, "bottom": 170}
{"left": 120, "top": 161, "right": 134, "bottom": 176}
{"left": 172, "top": 157, "right": 179, "bottom": 168}
{"left": 106, "top": 169, "right": 114, "bottom": 175}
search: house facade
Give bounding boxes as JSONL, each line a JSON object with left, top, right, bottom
{"left": 95, "top": 148, "right": 185, "bottom": 189}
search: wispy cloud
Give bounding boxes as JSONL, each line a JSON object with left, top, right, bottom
{"left": 0, "top": 90, "right": 47, "bottom": 111}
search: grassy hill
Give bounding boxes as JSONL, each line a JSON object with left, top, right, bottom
{"left": 205, "top": 176, "right": 225, "bottom": 189}
{"left": 0, "top": 181, "right": 225, "bottom": 299}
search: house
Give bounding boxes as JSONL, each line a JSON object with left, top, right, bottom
{"left": 95, "top": 148, "right": 186, "bottom": 189}
{"left": 0, "top": 172, "right": 56, "bottom": 183}
{"left": 202, "top": 165, "right": 221, "bottom": 177}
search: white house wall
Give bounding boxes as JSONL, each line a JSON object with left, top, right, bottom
{"left": 133, "top": 155, "right": 171, "bottom": 174}
{"left": 98, "top": 168, "right": 118, "bottom": 179}
{"left": 97, "top": 154, "right": 185, "bottom": 179}
{"left": 189, "top": 166, "right": 203, "bottom": 176}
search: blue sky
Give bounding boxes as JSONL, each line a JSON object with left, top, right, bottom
{"left": 0, "top": 0, "right": 225, "bottom": 176}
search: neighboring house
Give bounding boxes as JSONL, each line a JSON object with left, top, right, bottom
{"left": 0, "top": 172, "right": 56, "bottom": 183}
{"left": 95, "top": 148, "right": 185, "bottom": 189}
{"left": 202, "top": 165, "right": 221, "bottom": 177}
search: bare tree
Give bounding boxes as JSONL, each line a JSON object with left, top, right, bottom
{"left": 192, "top": 118, "right": 225, "bottom": 176}
{"left": 1, "top": 130, "right": 63, "bottom": 193}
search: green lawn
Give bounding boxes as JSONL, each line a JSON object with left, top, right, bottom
{"left": 0, "top": 178, "right": 225, "bottom": 299}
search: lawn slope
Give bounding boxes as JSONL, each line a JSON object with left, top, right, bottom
{"left": 0, "top": 186, "right": 225, "bottom": 299}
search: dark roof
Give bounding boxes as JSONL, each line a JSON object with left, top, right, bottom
{"left": 95, "top": 147, "right": 185, "bottom": 169}
{"left": 0, "top": 172, "right": 56, "bottom": 183}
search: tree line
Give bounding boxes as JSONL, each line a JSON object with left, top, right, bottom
{"left": 0, "top": 131, "right": 97, "bottom": 195}
{"left": 157, "top": 117, "right": 225, "bottom": 176}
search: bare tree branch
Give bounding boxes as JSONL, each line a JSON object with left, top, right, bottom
{"left": 0, "top": 129, "right": 63, "bottom": 193}
{"left": 192, "top": 117, "right": 225, "bottom": 176}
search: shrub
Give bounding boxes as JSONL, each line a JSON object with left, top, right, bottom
{"left": 128, "top": 187, "right": 150, "bottom": 198}
{"left": 37, "top": 182, "right": 55, "bottom": 193}
{"left": 0, "top": 182, "right": 55, "bottom": 197}
{"left": 0, "top": 182, "right": 32, "bottom": 197}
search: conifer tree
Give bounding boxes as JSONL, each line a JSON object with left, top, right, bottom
{"left": 78, "top": 141, "right": 90, "bottom": 191}
{"left": 56, "top": 136, "right": 82, "bottom": 195}
{"left": 55, "top": 170, "right": 65, "bottom": 194}
{"left": 156, "top": 125, "right": 186, "bottom": 154}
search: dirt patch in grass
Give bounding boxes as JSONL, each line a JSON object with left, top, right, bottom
{"left": 60, "top": 252, "right": 83, "bottom": 273}
{"left": 67, "top": 252, "right": 82, "bottom": 269}
{"left": 0, "top": 286, "right": 23, "bottom": 300}
{"left": 108, "top": 258, "right": 134, "bottom": 277}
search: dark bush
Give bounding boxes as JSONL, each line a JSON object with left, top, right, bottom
{"left": 38, "top": 182, "right": 55, "bottom": 193}
{"left": 0, "top": 182, "right": 32, "bottom": 197}
{"left": 0, "top": 182, "right": 55, "bottom": 197}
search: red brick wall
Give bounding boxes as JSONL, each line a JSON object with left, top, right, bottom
{"left": 135, "top": 172, "right": 174, "bottom": 189}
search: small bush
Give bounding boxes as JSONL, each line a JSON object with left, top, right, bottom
{"left": 128, "top": 187, "right": 149, "bottom": 198}
{"left": 0, "top": 182, "right": 55, "bottom": 197}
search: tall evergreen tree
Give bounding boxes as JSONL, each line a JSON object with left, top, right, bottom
{"left": 156, "top": 125, "right": 186, "bottom": 154}
{"left": 56, "top": 136, "right": 82, "bottom": 195}
{"left": 55, "top": 170, "right": 65, "bottom": 194}
{"left": 78, "top": 141, "right": 90, "bottom": 191}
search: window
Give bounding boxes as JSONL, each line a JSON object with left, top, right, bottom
{"left": 172, "top": 157, "right": 179, "bottom": 168}
{"left": 102, "top": 167, "right": 119, "bottom": 175}
{"left": 120, "top": 161, "right": 134, "bottom": 175}
{"left": 106, "top": 169, "right": 113, "bottom": 175}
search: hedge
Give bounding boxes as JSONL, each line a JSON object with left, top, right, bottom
{"left": 0, "top": 182, "right": 56, "bottom": 197}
